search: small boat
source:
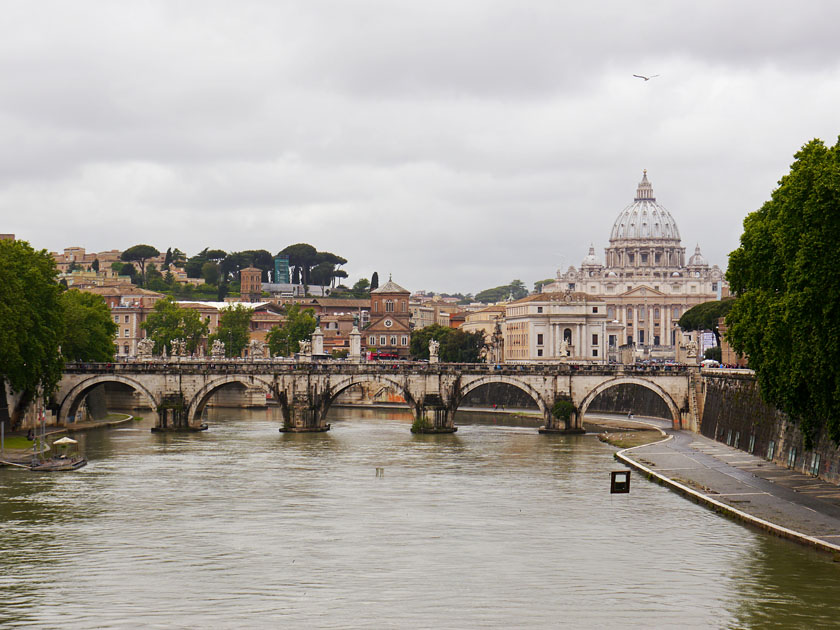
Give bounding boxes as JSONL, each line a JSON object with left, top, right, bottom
{"left": 29, "top": 436, "right": 87, "bottom": 472}
{"left": 29, "top": 456, "right": 88, "bottom": 471}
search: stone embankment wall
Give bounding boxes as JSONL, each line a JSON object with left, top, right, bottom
{"left": 700, "top": 373, "right": 840, "bottom": 484}
{"left": 587, "top": 383, "right": 671, "bottom": 419}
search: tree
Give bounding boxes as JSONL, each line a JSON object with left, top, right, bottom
{"left": 280, "top": 243, "right": 318, "bottom": 285}
{"left": 350, "top": 278, "right": 370, "bottom": 298}
{"left": 726, "top": 138, "right": 840, "bottom": 446}
{"left": 141, "top": 297, "right": 209, "bottom": 355}
{"left": 91, "top": 258, "right": 100, "bottom": 272}
{"left": 475, "top": 280, "right": 528, "bottom": 303}
{"left": 59, "top": 290, "right": 118, "bottom": 362}
{"left": 121, "top": 244, "right": 160, "bottom": 286}
{"left": 201, "top": 261, "right": 220, "bottom": 285}
{"left": 266, "top": 304, "right": 317, "bottom": 357}
{"left": 534, "top": 278, "right": 554, "bottom": 293}
{"left": 145, "top": 262, "right": 166, "bottom": 290}
{"left": 0, "top": 240, "right": 64, "bottom": 428}
{"left": 678, "top": 299, "right": 734, "bottom": 345}
{"left": 370, "top": 272, "right": 379, "bottom": 291}
{"left": 209, "top": 304, "right": 253, "bottom": 358}
{"left": 410, "top": 324, "right": 485, "bottom": 362}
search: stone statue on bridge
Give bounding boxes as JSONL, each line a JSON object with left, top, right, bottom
{"left": 299, "top": 339, "right": 312, "bottom": 355}
{"left": 429, "top": 339, "right": 440, "bottom": 364}
{"left": 137, "top": 338, "right": 154, "bottom": 359}
{"left": 249, "top": 339, "right": 267, "bottom": 359}
{"left": 211, "top": 339, "right": 226, "bottom": 359}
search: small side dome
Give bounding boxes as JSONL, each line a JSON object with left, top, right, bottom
{"left": 671, "top": 271, "right": 681, "bottom": 277}
{"left": 581, "top": 244, "right": 603, "bottom": 267}
{"left": 687, "top": 244, "right": 709, "bottom": 267}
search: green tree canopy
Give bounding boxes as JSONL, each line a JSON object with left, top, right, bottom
{"left": 410, "top": 324, "right": 486, "bottom": 363}
{"left": 0, "top": 240, "right": 64, "bottom": 426}
{"left": 726, "top": 138, "right": 840, "bottom": 446}
{"left": 678, "top": 299, "right": 734, "bottom": 345}
{"left": 121, "top": 244, "right": 160, "bottom": 286}
{"left": 140, "top": 297, "right": 209, "bottom": 355}
{"left": 350, "top": 278, "right": 370, "bottom": 298}
{"left": 475, "top": 279, "right": 528, "bottom": 303}
{"left": 370, "top": 271, "right": 379, "bottom": 291}
{"left": 59, "top": 290, "right": 118, "bottom": 362}
{"left": 266, "top": 304, "right": 317, "bottom": 357}
{"left": 209, "top": 304, "right": 253, "bottom": 358}
{"left": 280, "top": 243, "right": 318, "bottom": 285}
{"left": 201, "top": 261, "right": 220, "bottom": 285}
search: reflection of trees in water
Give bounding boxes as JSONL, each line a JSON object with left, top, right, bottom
{"left": 726, "top": 536, "right": 840, "bottom": 629}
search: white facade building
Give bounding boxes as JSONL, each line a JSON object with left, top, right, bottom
{"left": 543, "top": 171, "right": 725, "bottom": 352}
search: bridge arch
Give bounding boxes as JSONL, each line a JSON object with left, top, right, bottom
{"left": 322, "top": 375, "right": 418, "bottom": 416}
{"left": 58, "top": 375, "right": 158, "bottom": 425}
{"left": 576, "top": 376, "right": 681, "bottom": 426}
{"left": 456, "top": 375, "right": 550, "bottom": 419}
{"left": 186, "top": 375, "right": 277, "bottom": 425}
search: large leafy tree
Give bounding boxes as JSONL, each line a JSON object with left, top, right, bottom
{"left": 726, "top": 138, "right": 840, "bottom": 446}
{"left": 141, "top": 297, "right": 209, "bottom": 355}
{"left": 475, "top": 279, "right": 528, "bottom": 303}
{"left": 209, "top": 304, "right": 253, "bottom": 358}
{"left": 280, "top": 243, "right": 318, "bottom": 285}
{"left": 678, "top": 299, "right": 734, "bottom": 345}
{"left": 410, "top": 324, "right": 486, "bottom": 362}
{"left": 266, "top": 304, "right": 317, "bottom": 357}
{"left": 121, "top": 244, "right": 160, "bottom": 286}
{"left": 60, "top": 290, "right": 118, "bottom": 361}
{"left": 0, "top": 240, "right": 64, "bottom": 427}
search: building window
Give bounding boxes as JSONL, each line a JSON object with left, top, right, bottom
{"left": 563, "top": 328, "right": 572, "bottom": 344}
{"left": 374, "top": 301, "right": 379, "bottom": 312}
{"left": 607, "top": 306, "right": 614, "bottom": 319}
{"left": 654, "top": 307, "right": 660, "bottom": 320}
{"left": 380, "top": 336, "right": 386, "bottom": 346}
{"left": 123, "top": 344, "right": 129, "bottom": 355}
{"left": 386, "top": 300, "right": 394, "bottom": 312}
{"left": 389, "top": 335, "right": 396, "bottom": 346}
{"left": 124, "top": 328, "right": 130, "bottom": 337}
{"left": 609, "top": 335, "right": 617, "bottom": 347}
{"left": 369, "top": 336, "right": 376, "bottom": 345}
{"left": 114, "top": 315, "right": 119, "bottom": 323}
{"left": 537, "top": 307, "right": 543, "bottom": 313}
{"left": 402, "top": 300, "right": 407, "bottom": 312}
{"left": 567, "top": 283, "right": 575, "bottom": 291}
{"left": 639, "top": 306, "right": 645, "bottom": 321}
{"left": 638, "top": 330, "right": 645, "bottom": 344}
{"left": 592, "top": 333, "right": 598, "bottom": 345}
{"left": 641, "top": 253, "right": 648, "bottom": 264}
{"left": 537, "top": 334, "right": 544, "bottom": 345}
{"left": 125, "top": 315, "right": 130, "bottom": 323}
{"left": 592, "top": 348, "right": 598, "bottom": 357}
{"left": 627, "top": 335, "right": 633, "bottom": 345}
{"left": 654, "top": 335, "right": 660, "bottom": 346}
{"left": 673, "top": 306, "right": 679, "bottom": 318}
{"left": 592, "top": 307, "right": 598, "bottom": 313}
{"left": 401, "top": 336, "right": 408, "bottom": 346}
{"left": 627, "top": 307, "right": 633, "bottom": 319}
{"left": 537, "top": 349, "right": 543, "bottom": 357}
{"left": 712, "top": 282, "right": 718, "bottom": 291}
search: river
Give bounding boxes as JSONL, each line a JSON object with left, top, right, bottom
{"left": 1, "top": 407, "right": 839, "bottom": 629}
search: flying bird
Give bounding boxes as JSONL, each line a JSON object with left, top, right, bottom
{"left": 633, "top": 74, "right": 659, "bottom": 81}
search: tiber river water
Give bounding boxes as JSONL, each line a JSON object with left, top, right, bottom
{"left": 2, "top": 407, "right": 840, "bottom": 629}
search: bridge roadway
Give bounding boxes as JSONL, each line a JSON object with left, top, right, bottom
{"left": 55, "top": 360, "right": 698, "bottom": 434}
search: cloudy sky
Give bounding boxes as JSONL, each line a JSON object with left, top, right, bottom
{"left": 2, "top": 1, "right": 839, "bottom": 294}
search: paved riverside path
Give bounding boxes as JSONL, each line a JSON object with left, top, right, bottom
{"left": 612, "top": 417, "right": 840, "bottom": 554}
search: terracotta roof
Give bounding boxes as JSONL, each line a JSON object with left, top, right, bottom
{"left": 313, "top": 298, "right": 371, "bottom": 307}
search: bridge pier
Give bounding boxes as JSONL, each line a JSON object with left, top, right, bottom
{"left": 538, "top": 408, "right": 585, "bottom": 435}
{"left": 411, "top": 396, "right": 457, "bottom": 434}
{"left": 279, "top": 397, "right": 330, "bottom": 433}
{"left": 151, "top": 393, "right": 207, "bottom": 432}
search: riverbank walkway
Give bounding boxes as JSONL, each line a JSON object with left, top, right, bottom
{"left": 614, "top": 417, "right": 840, "bottom": 554}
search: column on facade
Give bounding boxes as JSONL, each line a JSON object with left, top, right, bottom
{"left": 633, "top": 305, "right": 639, "bottom": 344}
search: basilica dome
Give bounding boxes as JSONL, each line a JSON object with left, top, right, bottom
{"left": 687, "top": 244, "right": 709, "bottom": 267}
{"left": 609, "top": 171, "right": 681, "bottom": 243}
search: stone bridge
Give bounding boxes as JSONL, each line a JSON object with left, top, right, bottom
{"left": 53, "top": 361, "right": 699, "bottom": 434}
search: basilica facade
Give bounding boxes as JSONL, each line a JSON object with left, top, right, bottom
{"left": 542, "top": 171, "right": 725, "bottom": 353}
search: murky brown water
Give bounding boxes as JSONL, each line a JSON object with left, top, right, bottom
{"left": 1, "top": 407, "right": 839, "bottom": 629}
